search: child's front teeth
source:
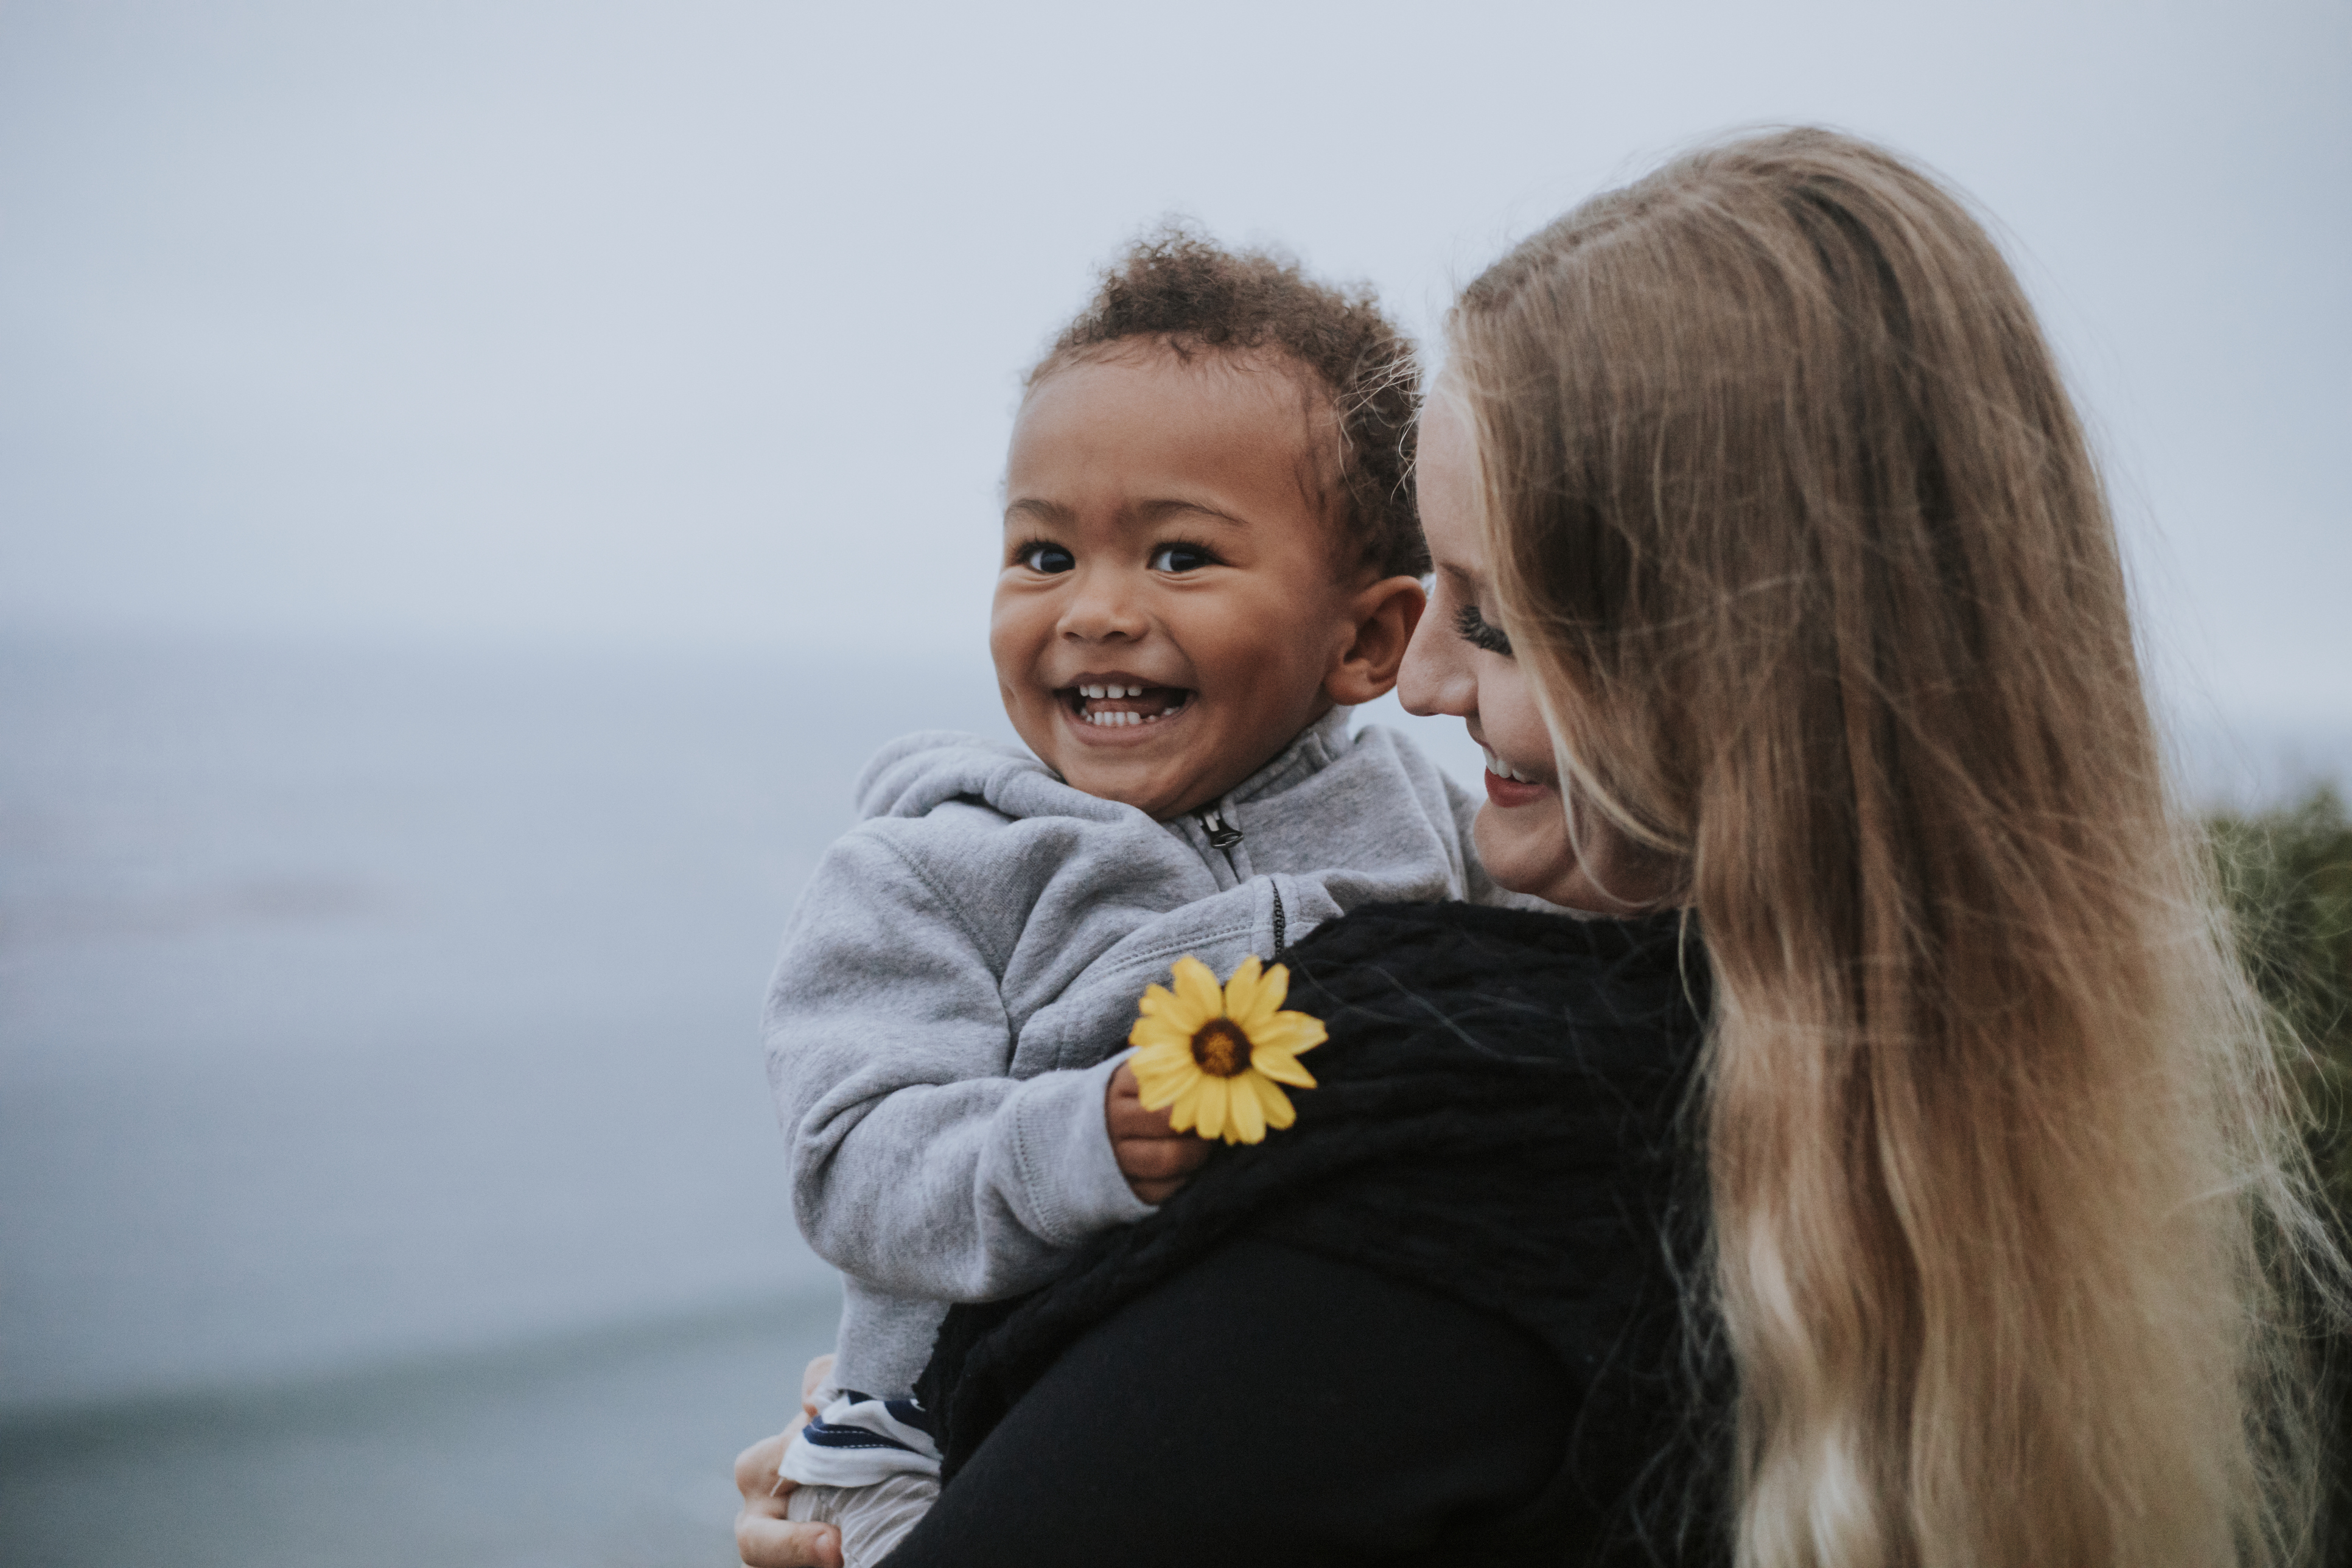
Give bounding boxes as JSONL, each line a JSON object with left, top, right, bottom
{"left": 1076, "top": 687, "right": 1186, "bottom": 726}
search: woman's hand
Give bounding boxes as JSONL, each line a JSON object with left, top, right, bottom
{"left": 1107, "top": 1061, "right": 1209, "bottom": 1203}
{"left": 733, "top": 1354, "right": 843, "bottom": 1568}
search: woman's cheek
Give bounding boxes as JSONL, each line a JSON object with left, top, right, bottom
{"left": 1474, "top": 796, "right": 1581, "bottom": 901}
{"left": 1472, "top": 802, "right": 1536, "bottom": 892}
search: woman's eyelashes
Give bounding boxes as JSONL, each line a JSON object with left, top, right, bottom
{"left": 1016, "top": 541, "right": 1076, "bottom": 574}
{"left": 1455, "top": 602, "right": 1514, "bottom": 657}
{"left": 1149, "top": 540, "right": 1221, "bottom": 573}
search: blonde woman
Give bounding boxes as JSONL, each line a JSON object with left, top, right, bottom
{"left": 739, "top": 129, "right": 2336, "bottom": 1568}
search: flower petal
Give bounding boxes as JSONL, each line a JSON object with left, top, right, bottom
{"left": 1132, "top": 1057, "right": 1197, "bottom": 1111}
{"left": 1248, "top": 1047, "right": 1318, "bottom": 1088}
{"left": 1169, "top": 957, "right": 1222, "bottom": 1027}
{"left": 1129, "top": 1015, "right": 1192, "bottom": 1053}
{"left": 1225, "top": 1073, "right": 1266, "bottom": 1143}
{"left": 1130, "top": 1039, "right": 1191, "bottom": 1077}
{"left": 1242, "top": 964, "right": 1298, "bottom": 1034}
{"left": 1192, "top": 1076, "right": 1228, "bottom": 1142}
{"left": 1135, "top": 982, "right": 1192, "bottom": 1026}
{"left": 1220, "top": 956, "right": 1265, "bottom": 1028}
{"left": 1250, "top": 1012, "right": 1326, "bottom": 1054}
{"left": 1166, "top": 1077, "right": 1208, "bottom": 1135}
{"left": 1248, "top": 1072, "right": 1297, "bottom": 1129}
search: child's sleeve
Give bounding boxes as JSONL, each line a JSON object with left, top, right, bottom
{"left": 766, "top": 828, "right": 1158, "bottom": 1304}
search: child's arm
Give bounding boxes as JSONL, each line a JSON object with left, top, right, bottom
{"left": 769, "top": 830, "right": 1151, "bottom": 1303}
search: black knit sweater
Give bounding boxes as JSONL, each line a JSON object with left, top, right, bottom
{"left": 891, "top": 901, "right": 1729, "bottom": 1566}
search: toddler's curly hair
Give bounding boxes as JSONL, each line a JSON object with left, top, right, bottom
{"left": 1031, "top": 224, "right": 1425, "bottom": 581}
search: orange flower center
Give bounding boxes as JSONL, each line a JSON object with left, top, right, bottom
{"left": 1189, "top": 1018, "right": 1252, "bottom": 1078}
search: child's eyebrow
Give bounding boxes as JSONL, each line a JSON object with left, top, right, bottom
{"left": 1003, "top": 497, "right": 1076, "bottom": 527}
{"left": 1001, "top": 496, "right": 1253, "bottom": 530}
{"left": 1133, "top": 497, "right": 1249, "bottom": 530}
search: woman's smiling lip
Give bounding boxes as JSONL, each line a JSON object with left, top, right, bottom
{"left": 1483, "top": 768, "right": 1552, "bottom": 808}
{"left": 1476, "top": 740, "right": 1554, "bottom": 807}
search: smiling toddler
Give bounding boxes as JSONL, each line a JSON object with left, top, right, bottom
{"left": 763, "top": 229, "right": 1528, "bottom": 1564}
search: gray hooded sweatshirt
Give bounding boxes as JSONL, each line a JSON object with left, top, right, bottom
{"left": 765, "top": 708, "right": 1521, "bottom": 1395}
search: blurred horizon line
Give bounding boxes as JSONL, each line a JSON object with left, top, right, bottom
{"left": 0, "top": 1279, "right": 836, "bottom": 1435}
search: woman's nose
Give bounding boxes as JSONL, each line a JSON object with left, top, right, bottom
{"left": 1398, "top": 605, "right": 1473, "bottom": 718}
{"left": 1057, "top": 565, "right": 1149, "bottom": 642}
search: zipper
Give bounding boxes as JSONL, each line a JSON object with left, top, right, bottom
{"left": 1194, "top": 806, "right": 1285, "bottom": 961}
{"left": 1196, "top": 805, "right": 1244, "bottom": 854}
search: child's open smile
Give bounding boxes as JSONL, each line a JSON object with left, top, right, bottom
{"left": 1061, "top": 673, "right": 1188, "bottom": 729}
{"left": 990, "top": 343, "right": 1413, "bottom": 822}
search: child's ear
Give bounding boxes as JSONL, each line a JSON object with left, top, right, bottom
{"left": 1324, "top": 575, "right": 1427, "bottom": 707}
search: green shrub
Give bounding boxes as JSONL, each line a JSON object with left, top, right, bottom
{"left": 2207, "top": 784, "right": 2352, "bottom": 1559}
{"left": 2208, "top": 785, "right": 2352, "bottom": 1218}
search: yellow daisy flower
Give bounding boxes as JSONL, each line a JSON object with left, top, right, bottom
{"left": 1127, "top": 954, "right": 1325, "bottom": 1146}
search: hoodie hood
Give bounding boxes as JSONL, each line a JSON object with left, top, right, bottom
{"left": 854, "top": 709, "right": 1359, "bottom": 831}
{"left": 853, "top": 730, "right": 1136, "bottom": 827}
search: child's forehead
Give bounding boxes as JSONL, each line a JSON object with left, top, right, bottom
{"left": 1014, "top": 343, "right": 1339, "bottom": 488}
{"left": 1034, "top": 337, "right": 1330, "bottom": 421}
{"left": 1008, "top": 387, "right": 1348, "bottom": 561}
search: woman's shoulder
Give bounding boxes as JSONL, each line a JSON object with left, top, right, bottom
{"left": 1290, "top": 898, "right": 1696, "bottom": 986}
{"left": 1279, "top": 900, "right": 1708, "bottom": 1082}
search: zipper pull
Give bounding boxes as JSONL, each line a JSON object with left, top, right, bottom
{"left": 1196, "top": 807, "right": 1244, "bottom": 850}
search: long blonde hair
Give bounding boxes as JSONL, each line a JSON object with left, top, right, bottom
{"left": 1449, "top": 128, "right": 2336, "bottom": 1567}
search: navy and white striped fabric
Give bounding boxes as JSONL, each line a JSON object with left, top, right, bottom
{"left": 779, "top": 1384, "right": 943, "bottom": 1488}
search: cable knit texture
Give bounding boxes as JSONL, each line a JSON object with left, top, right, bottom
{"left": 915, "top": 900, "right": 1729, "bottom": 1563}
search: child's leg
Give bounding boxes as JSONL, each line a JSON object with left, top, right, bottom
{"left": 785, "top": 1475, "right": 940, "bottom": 1568}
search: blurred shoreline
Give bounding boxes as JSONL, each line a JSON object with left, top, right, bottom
{"left": 1, "top": 1285, "right": 840, "bottom": 1568}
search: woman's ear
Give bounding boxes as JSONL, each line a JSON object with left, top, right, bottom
{"left": 1324, "top": 575, "right": 1427, "bottom": 705}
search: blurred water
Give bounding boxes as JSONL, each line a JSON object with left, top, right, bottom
{"left": 0, "top": 632, "right": 1028, "bottom": 1418}
{"left": 0, "top": 1293, "right": 838, "bottom": 1568}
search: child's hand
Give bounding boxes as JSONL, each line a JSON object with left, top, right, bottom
{"left": 1107, "top": 1060, "right": 1210, "bottom": 1203}
{"left": 800, "top": 1353, "right": 834, "bottom": 1421}
{"left": 733, "top": 1426, "right": 842, "bottom": 1568}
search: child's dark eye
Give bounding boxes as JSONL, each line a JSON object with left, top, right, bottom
{"left": 1018, "top": 542, "right": 1076, "bottom": 574}
{"left": 1455, "top": 603, "right": 1514, "bottom": 657}
{"left": 1149, "top": 542, "right": 1219, "bottom": 573}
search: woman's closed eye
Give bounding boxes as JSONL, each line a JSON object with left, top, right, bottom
{"left": 1016, "top": 541, "right": 1076, "bottom": 573}
{"left": 1149, "top": 541, "right": 1222, "bottom": 573}
{"left": 1455, "top": 603, "right": 1514, "bottom": 657}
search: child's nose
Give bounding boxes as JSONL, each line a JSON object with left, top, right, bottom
{"left": 1057, "top": 567, "right": 1149, "bottom": 642}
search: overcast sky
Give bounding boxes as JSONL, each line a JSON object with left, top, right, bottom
{"left": 1, "top": 0, "right": 2345, "bottom": 726}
